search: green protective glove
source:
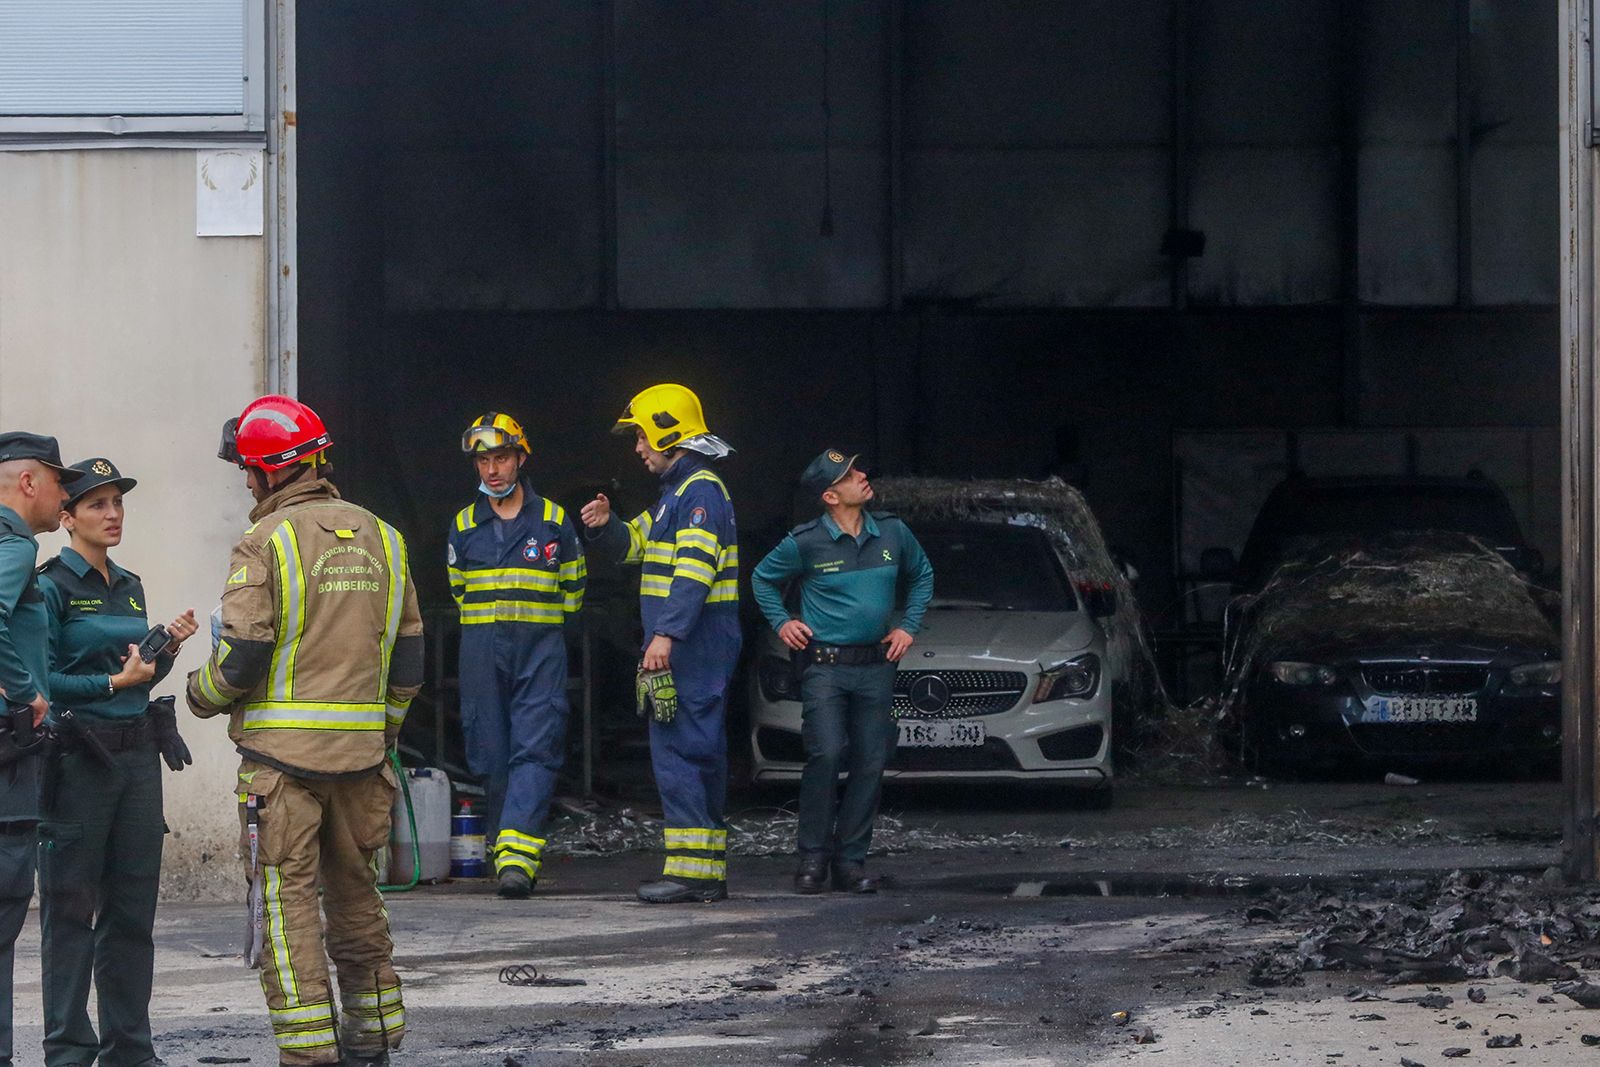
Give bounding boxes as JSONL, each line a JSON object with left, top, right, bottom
{"left": 635, "top": 666, "right": 678, "bottom": 724}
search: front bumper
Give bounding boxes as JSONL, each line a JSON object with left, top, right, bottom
{"left": 749, "top": 664, "right": 1113, "bottom": 786}
{"left": 1244, "top": 672, "right": 1560, "bottom": 764}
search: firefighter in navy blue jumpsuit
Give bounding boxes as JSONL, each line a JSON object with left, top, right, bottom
{"left": 448, "top": 413, "right": 586, "bottom": 899}
{"left": 581, "top": 384, "right": 740, "bottom": 904}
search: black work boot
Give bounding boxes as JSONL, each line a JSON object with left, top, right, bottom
{"left": 636, "top": 878, "right": 727, "bottom": 904}
{"left": 831, "top": 860, "right": 877, "bottom": 894}
{"left": 497, "top": 868, "right": 534, "bottom": 899}
{"left": 794, "top": 855, "right": 830, "bottom": 895}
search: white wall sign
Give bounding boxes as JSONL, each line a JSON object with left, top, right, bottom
{"left": 196, "top": 149, "right": 262, "bottom": 236}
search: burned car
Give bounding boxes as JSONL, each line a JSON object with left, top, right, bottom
{"left": 1221, "top": 530, "right": 1560, "bottom": 771}
{"left": 747, "top": 477, "right": 1163, "bottom": 803}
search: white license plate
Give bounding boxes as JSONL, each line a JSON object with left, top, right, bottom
{"left": 897, "top": 719, "right": 986, "bottom": 748}
{"left": 1360, "top": 696, "right": 1479, "bottom": 723}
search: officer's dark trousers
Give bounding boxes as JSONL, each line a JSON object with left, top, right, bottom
{"left": 0, "top": 829, "right": 37, "bottom": 1067}
{"left": 650, "top": 614, "right": 741, "bottom": 885}
{"left": 459, "top": 623, "right": 570, "bottom": 880}
{"left": 797, "top": 662, "right": 898, "bottom": 863}
{"left": 39, "top": 742, "right": 164, "bottom": 1067}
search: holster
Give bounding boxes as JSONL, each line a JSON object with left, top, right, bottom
{"left": 0, "top": 698, "right": 48, "bottom": 769}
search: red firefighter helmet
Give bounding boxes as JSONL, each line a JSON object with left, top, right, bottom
{"left": 228, "top": 395, "right": 332, "bottom": 471}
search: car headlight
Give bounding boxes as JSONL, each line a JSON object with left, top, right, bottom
{"left": 757, "top": 655, "right": 802, "bottom": 702}
{"left": 1508, "top": 660, "right": 1562, "bottom": 687}
{"left": 1266, "top": 661, "right": 1339, "bottom": 687}
{"left": 1034, "top": 653, "right": 1100, "bottom": 703}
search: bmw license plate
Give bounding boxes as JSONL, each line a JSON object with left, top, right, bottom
{"left": 897, "top": 719, "right": 986, "bottom": 748}
{"left": 1360, "top": 696, "right": 1479, "bottom": 724}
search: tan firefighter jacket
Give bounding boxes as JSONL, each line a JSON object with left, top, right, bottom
{"left": 186, "top": 478, "right": 424, "bottom": 776}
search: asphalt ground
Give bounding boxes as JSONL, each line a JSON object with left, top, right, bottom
{"left": 7, "top": 778, "right": 1567, "bottom": 1066}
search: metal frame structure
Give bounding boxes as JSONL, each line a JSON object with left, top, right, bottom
{"left": 1562, "top": 0, "right": 1597, "bottom": 880}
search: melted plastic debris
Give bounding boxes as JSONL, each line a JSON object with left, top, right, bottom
{"left": 1221, "top": 532, "right": 1557, "bottom": 718}
{"left": 1246, "top": 870, "right": 1600, "bottom": 989}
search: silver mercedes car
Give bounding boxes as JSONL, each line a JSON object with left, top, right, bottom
{"left": 747, "top": 479, "right": 1138, "bottom": 804}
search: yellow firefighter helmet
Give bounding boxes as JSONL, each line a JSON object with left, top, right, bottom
{"left": 611, "top": 384, "right": 711, "bottom": 452}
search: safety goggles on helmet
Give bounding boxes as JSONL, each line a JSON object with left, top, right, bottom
{"left": 461, "top": 426, "right": 522, "bottom": 453}
{"left": 461, "top": 412, "right": 530, "bottom": 455}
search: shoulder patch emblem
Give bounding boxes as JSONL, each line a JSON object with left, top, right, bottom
{"left": 128, "top": 595, "right": 143, "bottom": 612}
{"left": 690, "top": 506, "right": 707, "bottom": 527}
{"left": 523, "top": 537, "right": 543, "bottom": 562}
{"left": 447, "top": 542, "right": 457, "bottom": 565}
{"left": 882, "top": 549, "right": 893, "bottom": 562}
{"left": 228, "top": 566, "right": 249, "bottom": 585}
{"left": 656, "top": 504, "right": 669, "bottom": 523}
{"left": 543, "top": 540, "right": 560, "bottom": 565}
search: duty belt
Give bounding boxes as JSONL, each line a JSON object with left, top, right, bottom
{"left": 806, "top": 643, "right": 888, "bottom": 667}
{"left": 68, "top": 715, "right": 151, "bottom": 753}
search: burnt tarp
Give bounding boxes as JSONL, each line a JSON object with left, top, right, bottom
{"left": 1220, "top": 531, "right": 1557, "bottom": 716}
{"left": 871, "top": 476, "right": 1170, "bottom": 735}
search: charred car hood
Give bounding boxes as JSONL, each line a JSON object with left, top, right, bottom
{"left": 1235, "top": 532, "right": 1557, "bottom": 665}
{"left": 913, "top": 610, "right": 1096, "bottom": 666}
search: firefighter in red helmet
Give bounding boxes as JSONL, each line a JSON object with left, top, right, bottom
{"left": 191, "top": 395, "right": 422, "bottom": 1066}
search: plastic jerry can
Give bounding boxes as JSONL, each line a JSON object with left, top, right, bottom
{"left": 388, "top": 767, "right": 452, "bottom": 884}
{"left": 450, "top": 800, "right": 487, "bottom": 879}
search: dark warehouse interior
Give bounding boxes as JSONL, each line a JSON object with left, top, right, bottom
{"left": 294, "top": 0, "right": 1558, "bottom": 640}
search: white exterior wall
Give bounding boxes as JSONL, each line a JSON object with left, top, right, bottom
{"left": 0, "top": 148, "right": 263, "bottom": 898}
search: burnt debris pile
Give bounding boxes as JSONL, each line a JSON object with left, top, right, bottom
{"left": 1248, "top": 870, "right": 1600, "bottom": 992}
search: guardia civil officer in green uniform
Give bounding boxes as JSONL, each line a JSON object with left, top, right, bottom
{"left": 0, "top": 431, "right": 79, "bottom": 1067}
{"left": 751, "top": 451, "right": 933, "bottom": 895}
{"left": 36, "top": 458, "right": 198, "bottom": 1067}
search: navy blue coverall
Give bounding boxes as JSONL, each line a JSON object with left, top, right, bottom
{"left": 448, "top": 478, "right": 586, "bottom": 882}
{"left": 589, "top": 454, "right": 740, "bottom": 888}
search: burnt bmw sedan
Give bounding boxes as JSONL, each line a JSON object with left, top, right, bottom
{"left": 1221, "top": 531, "right": 1560, "bottom": 771}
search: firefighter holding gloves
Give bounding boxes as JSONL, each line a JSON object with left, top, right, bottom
{"left": 580, "top": 384, "right": 741, "bottom": 904}
{"left": 448, "top": 413, "right": 585, "bottom": 899}
{"left": 187, "top": 396, "right": 423, "bottom": 1067}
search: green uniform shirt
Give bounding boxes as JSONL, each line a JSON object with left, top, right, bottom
{"left": 38, "top": 546, "right": 173, "bottom": 721}
{"left": 751, "top": 510, "right": 935, "bottom": 646}
{"left": 0, "top": 502, "right": 46, "bottom": 822}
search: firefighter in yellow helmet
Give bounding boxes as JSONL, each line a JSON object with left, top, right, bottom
{"left": 447, "top": 413, "right": 585, "bottom": 899}
{"left": 580, "top": 384, "right": 741, "bottom": 903}
{"left": 188, "top": 396, "right": 422, "bottom": 1066}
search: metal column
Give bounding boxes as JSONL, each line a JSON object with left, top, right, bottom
{"left": 264, "top": 0, "right": 298, "bottom": 396}
{"left": 1560, "top": 0, "right": 1598, "bottom": 881}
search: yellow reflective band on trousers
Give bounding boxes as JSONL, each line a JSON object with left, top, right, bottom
{"left": 377, "top": 520, "right": 407, "bottom": 701}
{"left": 661, "top": 826, "right": 727, "bottom": 881}
{"left": 270, "top": 1001, "right": 334, "bottom": 1027}
{"left": 263, "top": 865, "right": 300, "bottom": 1003}
{"left": 663, "top": 855, "right": 727, "bottom": 880}
{"left": 664, "top": 828, "right": 728, "bottom": 851}
{"left": 241, "top": 702, "right": 387, "bottom": 731}
{"left": 342, "top": 984, "right": 405, "bottom": 1037}
{"left": 268, "top": 522, "right": 308, "bottom": 701}
{"left": 494, "top": 829, "right": 546, "bottom": 877}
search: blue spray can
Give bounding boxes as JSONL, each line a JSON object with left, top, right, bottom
{"left": 449, "top": 800, "right": 486, "bottom": 879}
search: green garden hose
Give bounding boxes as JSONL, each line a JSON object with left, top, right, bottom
{"left": 377, "top": 750, "right": 420, "bottom": 894}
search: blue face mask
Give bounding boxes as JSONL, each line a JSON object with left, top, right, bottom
{"left": 479, "top": 480, "right": 517, "bottom": 500}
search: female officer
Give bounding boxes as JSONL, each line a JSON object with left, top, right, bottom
{"left": 35, "top": 458, "right": 198, "bottom": 1067}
